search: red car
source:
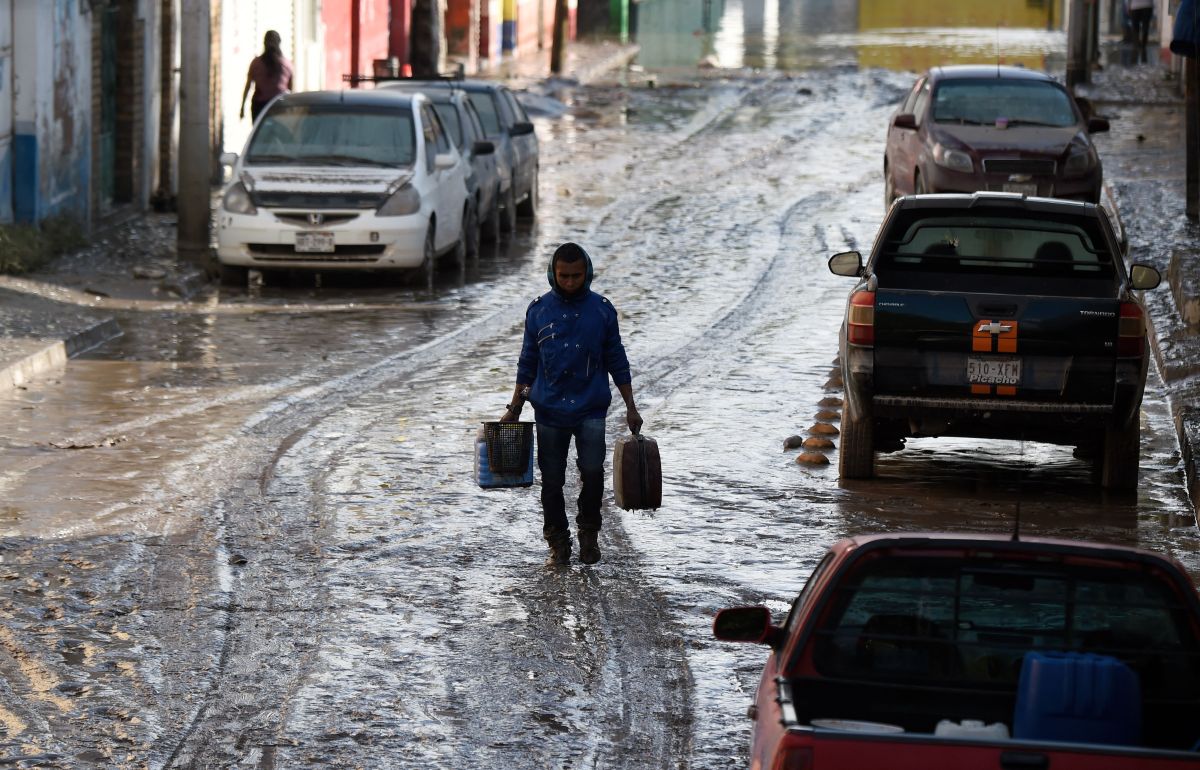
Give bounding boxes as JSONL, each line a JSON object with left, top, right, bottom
{"left": 884, "top": 66, "right": 1109, "bottom": 207}
{"left": 714, "top": 533, "right": 1200, "bottom": 769}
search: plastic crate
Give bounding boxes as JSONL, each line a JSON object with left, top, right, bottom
{"left": 475, "top": 423, "right": 534, "bottom": 489}
{"left": 482, "top": 421, "right": 534, "bottom": 475}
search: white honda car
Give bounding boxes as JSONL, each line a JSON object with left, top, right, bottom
{"left": 216, "top": 89, "right": 470, "bottom": 288}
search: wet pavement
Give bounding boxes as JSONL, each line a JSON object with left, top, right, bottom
{"left": 1, "top": 8, "right": 1199, "bottom": 770}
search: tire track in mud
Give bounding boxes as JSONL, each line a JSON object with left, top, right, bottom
{"left": 143, "top": 77, "right": 779, "bottom": 768}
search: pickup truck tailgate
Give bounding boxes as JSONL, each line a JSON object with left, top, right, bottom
{"left": 872, "top": 290, "right": 1119, "bottom": 402}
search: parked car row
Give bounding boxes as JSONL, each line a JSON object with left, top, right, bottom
{"left": 215, "top": 78, "right": 539, "bottom": 288}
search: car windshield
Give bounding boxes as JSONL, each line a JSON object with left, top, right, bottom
{"left": 432, "top": 102, "right": 463, "bottom": 148}
{"left": 245, "top": 105, "right": 416, "bottom": 167}
{"left": 467, "top": 91, "right": 502, "bottom": 135}
{"left": 933, "top": 79, "right": 1077, "bottom": 128}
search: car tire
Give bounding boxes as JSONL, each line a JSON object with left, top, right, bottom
{"left": 839, "top": 403, "right": 875, "bottom": 479}
{"left": 218, "top": 263, "right": 248, "bottom": 287}
{"left": 462, "top": 201, "right": 479, "bottom": 262}
{"left": 517, "top": 167, "right": 538, "bottom": 218}
{"left": 482, "top": 187, "right": 501, "bottom": 244}
{"left": 420, "top": 223, "right": 436, "bottom": 292}
{"left": 500, "top": 185, "right": 517, "bottom": 234}
{"left": 1100, "top": 418, "right": 1140, "bottom": 491}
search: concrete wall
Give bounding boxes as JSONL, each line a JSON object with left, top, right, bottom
{"left": 12, "top": 0, "right": 91, "bottom": 224}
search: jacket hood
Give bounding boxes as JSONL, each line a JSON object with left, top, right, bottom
{"left": 547, "top": 242, "right": 594, "bottom": 297}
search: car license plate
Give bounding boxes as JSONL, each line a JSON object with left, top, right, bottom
{"left": 968, "top": 356, "right": 1021, "bottom": 386}
{"left": 1002, "top": 182, "right": 1038, "bottom": 196}
{"left": 295, "top": 232, "right": 335, "bottom": 253}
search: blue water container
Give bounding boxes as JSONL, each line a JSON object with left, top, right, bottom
{"left": 474, "top": 425, "right": 534, "bottom": 488}
{"left": 1012, "top": 651, "right": 1142, "bottom": 746}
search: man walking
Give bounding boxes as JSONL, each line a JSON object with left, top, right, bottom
{"left": 501, "top": 242, "right": 641, "bottom": 566}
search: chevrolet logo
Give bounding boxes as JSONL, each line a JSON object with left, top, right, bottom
{"left": 978, "top": 321, "right": 1012, "bottom": 335}
{"left": 307, "top": 212, "right": 324, "bottom": 226}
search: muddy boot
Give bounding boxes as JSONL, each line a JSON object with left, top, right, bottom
{"left": 545, "top": 529, "right": 571, "bottom": 566}
{"left": 578, "top": 529, "right": 601, "bottom": 565}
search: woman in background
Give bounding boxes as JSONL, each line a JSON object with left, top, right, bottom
{"left": 240, "top": 30, "right": 294, "bottom": 122}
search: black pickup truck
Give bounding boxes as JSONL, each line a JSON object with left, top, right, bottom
{"left": 828, "top": 193, "right": 1162, "bottom": 489}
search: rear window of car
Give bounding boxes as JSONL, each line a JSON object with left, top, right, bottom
{"left": 873, "top": 209, "right": 1118, "bottom": 293}
{"left": 246, "top": 105, "right": 416, "bottom": 167}
{"left": 811, "top": 554, "right": 1200, "bottom": 697}
{"left": 468, "top": 91, "right": 502, "bottom": 135}
{"left": 933, "top": 79, "right": 1077, "bottom": 128}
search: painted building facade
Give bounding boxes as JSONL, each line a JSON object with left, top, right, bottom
{"left": 1, "top": 0, "right": 175, "bottom": 227}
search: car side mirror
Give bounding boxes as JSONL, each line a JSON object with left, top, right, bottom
{"left": 509, "top": 121, "right": 535, "bottom": 137}
{"left": 828, "top": 251, "right": 863, "bottom": 277}
{"left": 434, "top": 152, "right": 457, "bottom": 170}
{"left": 1087, "top": 116, "right": 1110, "bottom": 134}
{"left": 892, "top": 113, "right": 917, "bottom": 130}
{"left": 219, "top": 152, "right": 239, "bottom": 167}
{"left": 713, "top": 606, "right": 783, "bottom": 647}
{"left": 1130, "top": 263, "right": 1161, "bottom": 290}
{"left": 472, "top": 140, "right": 495, "bottom": 156}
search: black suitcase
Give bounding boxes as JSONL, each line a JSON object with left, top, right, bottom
{"left": 613, "top": 433, "right": 662, "bottom": 510}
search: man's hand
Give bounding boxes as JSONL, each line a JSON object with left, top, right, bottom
{"left": 500, "top": 407, "right": 521, "bottom": 423}
{"left": 626, "top": 405, "right": 643, "bottom": 435}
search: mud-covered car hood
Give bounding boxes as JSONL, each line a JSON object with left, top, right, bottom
{"left": 242, "top": 166, "right": 412, "bottom": 195}
{"left": 933, "top": 124, "right": 1083, "bottom": 157}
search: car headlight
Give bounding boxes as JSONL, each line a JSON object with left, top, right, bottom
{"left": 222, "top": 182, "right": 257, "bottom": 215}
{"left": 377, "top": 184, "right": 422, "bottom": 217}
{"left": 1064, "top": 146, "right": 1096, "bottom": 175}
{"left": 933, "top": 143, "right": 974, "bottom": 174}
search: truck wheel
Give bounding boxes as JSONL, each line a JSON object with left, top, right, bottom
{"left": 1100, "top": 418, "right": 1141, "bottom": 491}
{"left": 839, "top": 406, "right": 876, "bottom": 479}
{"left": 482, "top": 188, "right": 501, "bottom": 243}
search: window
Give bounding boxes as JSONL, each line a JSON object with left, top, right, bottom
{"left": 784, "top": 554, "right": 836, "bottom": 636}
{"left": 463, "top": 101, "right": 487, "bottom": 144}
{"left": 912, "top": 81, "right": 932, "bottom": 125}
{"left": 901, "top": 77, "right": 925, "bottom": 115}
{"left": 502, "top": 88, "right": 529, "bottom": 123}
{"left": 245, "top": 105, "right": 416, "bottom": 167}
{"left": 932, "top": 79, "right": 1077, "bottom": 128}
{"left": 433, "top": 102, "right": 464, "bottom": 149}
{"left": 468, "top": 91, "right": 502, "bottom": 135}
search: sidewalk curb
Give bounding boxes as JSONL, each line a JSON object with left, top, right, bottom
{"left": 0, "top": 318, "right": 122, "bottom": 394}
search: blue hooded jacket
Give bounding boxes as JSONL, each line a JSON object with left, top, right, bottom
{"left": 516, "top": 243, "right": 632, "bottom": 427}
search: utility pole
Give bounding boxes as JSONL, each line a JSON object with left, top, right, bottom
{"left": 549, "top": 0, "right": 567, "bottom": 73}
{"left": 1066, "top": 0, "right": 1091, "bottom": 90}
{"left": 1188, "top": 56, "right": 1199, "bottom": 219}
{"left": 178, "top": 0, "right": 211, "bottom": 269}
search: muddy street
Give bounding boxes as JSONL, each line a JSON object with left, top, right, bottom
{"left": 2, "top": 18, "right": 1200, "bottom": 770}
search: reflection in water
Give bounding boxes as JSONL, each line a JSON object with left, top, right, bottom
{"left": 636, "top": 0, "right": 1067, "bottom": 72}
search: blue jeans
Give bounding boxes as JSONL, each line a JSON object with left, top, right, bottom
{"left": 536, "top": 418, "right": 606, "bottom": 537}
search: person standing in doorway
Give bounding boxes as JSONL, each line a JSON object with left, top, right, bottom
{"left": 501, "top": 242, "right": 641, "bottom": 566}
{"left": 1128, "top": 0, "right": 1156, "bottom": 64}
{"left": 239, "top": 30, "right": 294, "bottom": 122}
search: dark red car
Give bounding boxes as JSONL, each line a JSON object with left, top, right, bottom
{"left": 884, "top": 65, "right": 1109, "bottom": 207}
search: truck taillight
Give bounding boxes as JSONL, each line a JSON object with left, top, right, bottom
{"left": 770, "top": 737, "right": 813, "bottom": 770}
{"left": 1117, "top": 302, "right": 1145, "bottom": 357}
{"left": 847, "top": 291, "right": 875, "bottom": 347}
